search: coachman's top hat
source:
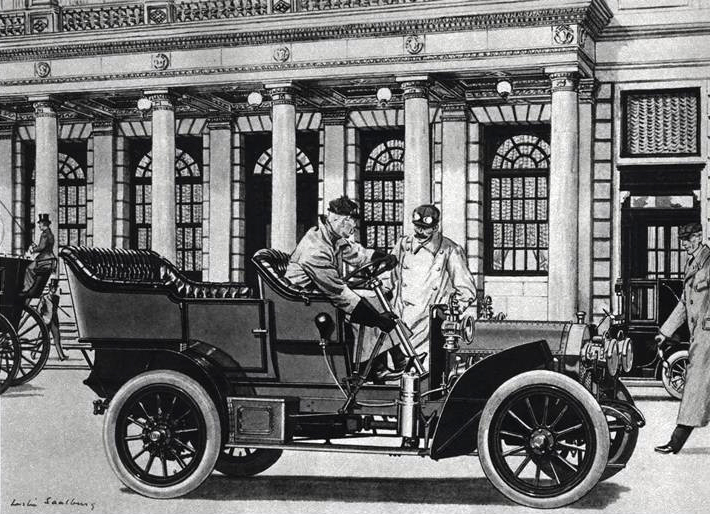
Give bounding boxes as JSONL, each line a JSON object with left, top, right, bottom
{"left": 37, "top": 213, "right": 51, "bottom": 225}
{"left": 328, "top": 196, "right": 359, "bottom": 218}
{"left": 679, "top": 222, "right": 702, "bottom": 240}
{"left": 412, "top": 204, "right": 440, "bottom": 228}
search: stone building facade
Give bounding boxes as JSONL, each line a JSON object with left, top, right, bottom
{"left": 0, "top": 0, "right": 708, "bottom": 323}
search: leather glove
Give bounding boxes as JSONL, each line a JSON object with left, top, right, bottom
{"left": 655, "top": 333, "right": 669, "bottom": 355}
{"left": 350, "top": 298, "right": 398, "bottom": 333}
{"left": 371, "top": 251, "right": 398, "bottom": 269}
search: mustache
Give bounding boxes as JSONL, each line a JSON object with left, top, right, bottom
{"left": 414, "top": 232, "right": 429, "bottom": 240}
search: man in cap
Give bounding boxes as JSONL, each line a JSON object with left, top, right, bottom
{"left": 22, "top": 213, "right": 55, "bottom": 294}
{"left": 286, "top": 196, "right": 399, "bottom": 359}
{"left": 655, "top": 222, "right": 710, "bottom": 454}
{"left": 383, "top": 204, "right": 478, "bottom": 368}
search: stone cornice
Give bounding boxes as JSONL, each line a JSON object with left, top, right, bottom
{"left": 0, "top": 4, "right": 612, "bottom": 63}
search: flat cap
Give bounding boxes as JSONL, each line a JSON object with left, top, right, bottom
{"left": 679, "top": 222, "right": 702, "bottom": 239}
{"left": 328, "top": 196, "right": 359, "bottom": 218}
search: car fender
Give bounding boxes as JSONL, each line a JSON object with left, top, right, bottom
{"left": 430, "top": 340, "right": 554, "bottom": 460}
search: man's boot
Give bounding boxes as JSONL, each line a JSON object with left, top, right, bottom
{"left": 654, "top": 424, "right": 693, "bottom": 454}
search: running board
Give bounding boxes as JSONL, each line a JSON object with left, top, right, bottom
{"left": 225, "top": 441, "right": 430, "bottom": 457}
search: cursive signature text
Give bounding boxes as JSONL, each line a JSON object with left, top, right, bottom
{"left": 10, "top": 497, "right": 96, "bottom": 511}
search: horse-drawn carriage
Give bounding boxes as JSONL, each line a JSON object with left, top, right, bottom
{"left": 0, "top": 255, "right": 53, "bottom": 394}
{"left": 60, "top": 246, "right": 645, "bottom": 509}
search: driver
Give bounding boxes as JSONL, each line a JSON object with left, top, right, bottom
{"left": 285, "top": 195, "right": 398, "bottom": 338}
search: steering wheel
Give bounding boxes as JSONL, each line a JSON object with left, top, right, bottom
{"left": 343, "top": 255, "right": 397, "bottom": 288}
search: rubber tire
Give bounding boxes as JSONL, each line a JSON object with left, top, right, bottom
{"left": 662, "top": 350, "right": 688, "bottom": 400}
{"left": 0, "top": 315, "right": 20, "bottom": 395}
{"left": 103, "top": 370, "right": 221, "bottom": 499}
{"left": 478, "top": 370, "right": 610, "bottom": 509}
{"left": 10, "top": 306, "right": 50, "bottom": 386}
{"left": 215, "top": 447, "right": 283, "bottom": 477}
{"left": 600, "top": 383, "right": 638, "bottom": 481}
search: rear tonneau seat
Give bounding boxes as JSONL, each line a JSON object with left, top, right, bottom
{"left": 60, "top": 246, "right": 252, "bottom": 299}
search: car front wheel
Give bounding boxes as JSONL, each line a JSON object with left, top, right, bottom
{"left": 103, "top": 370, "right": 221, "bottom": 498}
{"left": 478, "top": 370, "right": 610, "bottom": 509}
{"left": 216, "top": 447, "right": 283, "bottom": 477}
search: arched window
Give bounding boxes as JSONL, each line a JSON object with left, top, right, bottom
{"left": 131, "top": 149, "right": 203, "bottom": 276}
{"left": 486, "top": 133, "right": 550, "bottom": 273}
{"left": 57, "top": 153, "right": 87, "bottom": 247}
{"left": 252, "top": 147, "right": 315, "bottom": 175}
{"left": 361, "top": 139, "right": 404, "bottom": 253}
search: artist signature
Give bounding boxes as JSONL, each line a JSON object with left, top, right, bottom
{"left": 10, "top": 497, "right": 96, "bottom": 511}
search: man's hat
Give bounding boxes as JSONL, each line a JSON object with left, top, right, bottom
{"left": 328, "top": 196, "right": 359, "bottom": 218}
{"left": 412, "top": 204, "right": 440, "bottom": 228}
{"left": 679, "top": 222, "right": 702, "bottom": 240}
{"left": 37, "top": 213, "right": 51, "bottom": 225}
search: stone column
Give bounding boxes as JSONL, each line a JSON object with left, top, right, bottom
{"left": 266, "top": 83, "right": 298, "bottom": 251}
{"left": 397, "top": 76, "right": 431, "bottom": 233}
{"left": 31, "top": 96, "right": 59, "bottom": 231}
{"left": 547, "top": 68, "right": 580, "bottom": 321}
{"left": 92, "top": 120, "right": 116, "bottom": 248}
{"left": 207, "top": 117, "right": 233, "bottom": 282}
{"left": 0, "top": 124, "right": 14, "bottom": 254}
{"left": 322, "top": 110, "right": 348, "bottom": 210}
{"left": 146, "top": 90, "right": 176, "bottom": 263}
{"left": 441, "top": 103, "right": 468, "bottom": 246}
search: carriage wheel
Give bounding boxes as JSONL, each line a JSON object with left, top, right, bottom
{"left": 103, "top": 370, "right": 221, "bottom": 498}
{"left": 478, "top": 370, "right": 609, "bottom": 509}
{"left": 600, "top": 383, "right": 638, "bottom": 481}
{"left": 216, "top": 447, "right": 283, "bottom": 477}
{"left": 661, "top": 350, "right": 688, "bottom": 400}
{"left": 0, "top": 315, "right": 21, "bottom": 395}
{"left": 10, "top": 305, "right": 50, "bottom": 386}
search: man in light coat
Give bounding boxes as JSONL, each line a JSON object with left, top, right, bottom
{"left": 383, "top": 204, "right": 478, "bottom": 369}
{"left": 655, "top": 222, "right": 710, "bottom": 454}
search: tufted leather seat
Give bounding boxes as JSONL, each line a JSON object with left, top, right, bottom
{"left": 60, "top": 246, "right": 252, "bottom": 298}
{"left": 252, "top": 248, "right": 323, "bottom": 302}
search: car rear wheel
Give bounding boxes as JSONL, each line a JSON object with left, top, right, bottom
{"left": 216, "top": 447, "right": 283, "bottom": 477}
{"left": 10, "top": 305, "right": 50, "bottom": 386}
{"left": 0, "top": 315, "right": 20, "bottom": 395}
{"left": 478, "top": 370, "right": 609, "bottom": 509}
{"left": 662, "top": 350, "right": 688, "bottom": 400}
{"left": 103, "top": 370, "right": 221, "bottom": 498}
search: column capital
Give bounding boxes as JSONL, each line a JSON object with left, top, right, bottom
{"left": 321, "top": 109, "right": 349, "bottom": 126}
{"left": 545, "top": 67, "right": 580, "bottom": 93}
{"left": 92, "top": 118, "right": 115, "bottom": 135}
{"left": 144, "top": 89, "right": 175, "bottom": 111}
{"left": 396, "top": 75, "right": 430, "bottom": 100}
{"left": 265, "top": 82, "right": 300, "bottom": 106}
{"left": 440, "top": 102, "right": 469, "bottom": 122}
{"left": 207, "top": 115, "right": 233, "bottom": 131}
{"left": 29, "top": 96, "right": 59, "bottom": 117}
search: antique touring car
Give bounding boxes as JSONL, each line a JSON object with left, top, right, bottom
{"left": 60, "top": 246, "right": 644, "bottom": 509}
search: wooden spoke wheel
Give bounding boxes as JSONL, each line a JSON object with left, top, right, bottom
{"left": 0, "top": 315, "right": 20, "bottom": 395}
{"left": 103, "top": 370, "right": 221, "bottom": 498}
{"left": 216, "top": 447, "right": 283, "bottom": 477}
{"left": 10, "top": 305, "right": 50, "bottom": 386}
{"left": 478, "top": 370, "right": 609, "bottom": 509}
{"left": 662, "top": 350, "right": 688, "bottom": 400}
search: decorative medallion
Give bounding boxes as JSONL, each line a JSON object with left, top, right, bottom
{"left": 147, "top": 6, "right": 168, "bottom": 24}
{"left": 34, "top": 61, "right": 51, "bottom": 78}
{"left": 273, "top": 0, "right": 291, "bottom": 14}
{"left": 152, "top": 53, "right": 170, "bottom": 71}
{"left": 273, "top": 46, "right": 290, "bottom": 63}
{"left": 31, "top": 17, "right": 48, "bottom": 34}
{"left": 578, "top": 26, "right": 588, "bottom": 47}
{"left": 404, "top": 35, "right": 424, "bottom": 55}
{"left": 552, "top": 24, "right": 575, "bottom": 45}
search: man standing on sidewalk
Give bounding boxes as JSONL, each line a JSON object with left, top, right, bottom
{"left": 655, "top": 222, "right": 710, "bottom": 454}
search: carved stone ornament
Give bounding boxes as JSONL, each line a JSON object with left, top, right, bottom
{"left": 578, "top": 26, "right": 588, "bottom": 47}
{"left": 34, "top": 61, "right": 51, "bottom": 78}
{"left": 31, "top": 16, "right": 49, "bottom": 34}
{"left": 152, "top": 53, "right": 170, "bottom": 71}
{"left": 147, "top": 6, "right": 168, "bottom": 25}
{"left": 273, "top": 46, "right": 291, "bottom": 63}
{"left": 404, "top": 35, "right": 424, "bottom": 55}
{"left": 553, "top": 24, "right": 575, "bottom": 45}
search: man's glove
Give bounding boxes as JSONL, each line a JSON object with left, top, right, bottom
{"left": 655, "top": 333, "right": 669, "bottom": 356}
{"left": 350, "top": 298, "right": 398, "bottom": 333}
{"left": 371, "top": 251, "right": 398, "bottom": 269}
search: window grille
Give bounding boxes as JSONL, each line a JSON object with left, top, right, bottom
{"left": 623, "top": 88, "right": 700, "bottom": 157}
{"left": 486, "top": 133, "right": 550, "bottom": 274}
{"left": 57, "top": 154, "right": 87, "bottom": 247}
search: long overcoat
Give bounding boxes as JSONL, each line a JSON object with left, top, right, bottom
{"left": 660, "top": 244, "right": 710, "bottom": 426}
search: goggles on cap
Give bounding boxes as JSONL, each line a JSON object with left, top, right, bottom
{"left": 412, "top": 212, "right": 435, "bottom": 225}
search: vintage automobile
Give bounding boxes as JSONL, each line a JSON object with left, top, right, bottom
{"left": 60, "top": 246, "right": 645, "bottom": 509}
{"left": 0, "top": 254, "right": 53, "bottom": 393}
{"left": 609, "top": 278, "right": 689, "bottom": 399}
